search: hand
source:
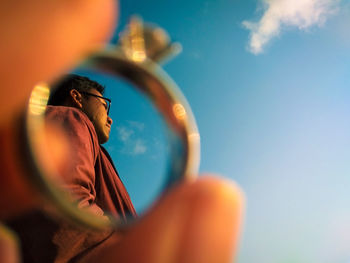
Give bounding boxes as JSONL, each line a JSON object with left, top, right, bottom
{"left": 0, "top": 1, "right": 244, "bottom": 262}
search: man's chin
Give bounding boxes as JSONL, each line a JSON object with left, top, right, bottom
{"left": 97, "top": 133, "right": 109, "bottom": 144}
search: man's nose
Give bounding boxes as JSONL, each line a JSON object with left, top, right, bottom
{"left": 107, "top": 116, "right": 113, "bottom": 125}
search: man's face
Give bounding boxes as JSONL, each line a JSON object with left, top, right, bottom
{"left": 81, "top": 88, "right": 113, "bottom": 144}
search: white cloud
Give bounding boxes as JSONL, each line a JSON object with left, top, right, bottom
{"left": 133, "top": 139, "right": 147, "bottom": 155}
{"left": 117, "top": 126, "right": 134, "bottom": 142}
{"left": 116, "top": 123, "right": 147, "bottom": 156}
{"left": 243, "top": 0, "right": 340, "bottom": 54}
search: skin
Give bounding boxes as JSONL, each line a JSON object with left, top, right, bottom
{"left": 0, "top": 0, "right": 117, "bottom": 126}
{"left": 0, "top": 1, "right": 245, "bottom": 262}
{"left": 69, "top": 88, "right": 113, "bottom": 144}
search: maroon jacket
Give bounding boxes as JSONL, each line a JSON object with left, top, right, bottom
{"left": 8, "top": 106, "right": 136, "bottom": 262}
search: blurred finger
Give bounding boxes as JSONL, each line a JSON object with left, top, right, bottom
{"left": 0, "top": 224, "right": 20, "bottom": 263}
{"left": 82, "top": 177, "right": 245, "bottom": 263}
{"left": 0, "top": 0, "right": 117, "bottom": 125}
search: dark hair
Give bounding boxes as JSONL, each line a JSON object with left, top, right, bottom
{"left": 47, "top": 74, "right": 105, "bottom": 106}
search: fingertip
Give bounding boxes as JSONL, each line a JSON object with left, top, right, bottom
{"left": 187, "top": 175, "right": 245, "bottom": 210}
{"left": 173, "top": 176, "right": 245, "bottom": 263}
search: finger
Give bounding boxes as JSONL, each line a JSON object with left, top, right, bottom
{"left": 0, "top": 224, "right": 21, "bottom": 263}
{"left": 83, "top": 177, "right": 245, "bottom": 263}
{"left": 0, "top": 0, "right": 117, "bottom": 125}
{"left": 0, "top": 0, "right": 117, "bottom": 216}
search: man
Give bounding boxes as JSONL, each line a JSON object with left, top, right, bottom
{"left": 46, "top": 74, "right": 135, "bottom": 219}
{"left": 47, "top": 74, "right": 135, "bottom": 220}
{"left": 8, "top": 74, "right": 136, "bottom": 262}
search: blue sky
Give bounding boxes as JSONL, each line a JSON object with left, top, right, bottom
{"left": 75, "top": 0, "right": 350, "bottom": 262}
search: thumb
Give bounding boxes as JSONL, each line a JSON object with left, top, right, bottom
{"left": 84, "top": 177, "right": 245, "bottom": 263}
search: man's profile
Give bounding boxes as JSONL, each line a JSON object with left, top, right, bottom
{"left": 48, "top": 74, "right": 113, "bottom": 144}
{"left": 7, "top": 74, "right": 136, "bottom": 262}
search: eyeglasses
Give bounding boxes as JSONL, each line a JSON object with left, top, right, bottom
{"left": 80, "top": 91, "right": 112, "bottom": 115}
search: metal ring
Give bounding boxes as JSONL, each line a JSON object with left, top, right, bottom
{"left": 24, "top": 45, "right": 200, "bottom": 229}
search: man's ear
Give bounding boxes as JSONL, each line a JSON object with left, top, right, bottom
{"left": 69, "top": 89, "right": 83, "bottom": 109}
